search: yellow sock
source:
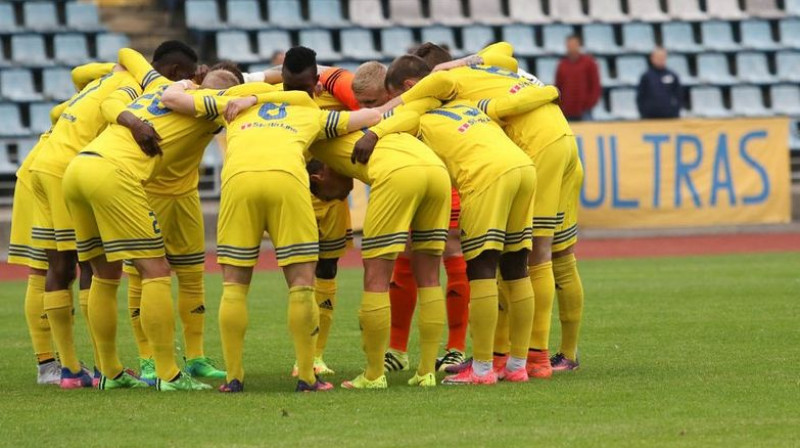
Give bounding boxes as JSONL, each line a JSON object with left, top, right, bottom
{"left": 359, "top": 291, "right": 390, "bottom": 380}
{"left": 89, "top": 276, "right": 123, "bottom": 377}
{"left": 219, "top": 282, "right": 249, "bottom": 382}
{"left": 177, "top": 270, "right": 205, "bottom": 360}
{"left": 127, "top": 273, "right": 152, "bottom": 359}
{"left": 416, "top": 286, "right": 445, "bottom": 375}
{"left": 288, "top": 286, "right": 320, "bottom": 384}
{"left": 529, "top": 262, "right": 555, "bottom": 350}
{"left": 494, "top": 277, "right": 511, "bottom": 354}
{"left": 314, "top": 277, "right": 336, "bottom": 358}
{"left": 79, "top": 288, "right": 101, "bottom": 370}
{"left": 554, "top": 254, "right": 584, "bottom": 360}
{"left": 43, "top": 289, "right": 79, "bottom": 373}
{"left": 140, "top": 276, "right": 180, "bottom": 381}
{"left": 468, "top": 279, "right": 499, "bottom": 363}
{"left": 502, "top": 278, "right": 535, "bottom": 360}
{"left": 24, "top": 275, "right": 55, "bottom": 362}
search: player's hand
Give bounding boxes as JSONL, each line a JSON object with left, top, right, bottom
{"left": 112, "top": 63, "right": 125, "bottom": 73}
{"left": 194, "top": 64, "right": 210, "bottom": 85}
{"left": 224, "top": 96, "right": 257, "bottom": 122}
{"left": 352, "top": 130, "right": 379, "bottom": 164}
{"left": 130, "top": 120, "right": 162, "bottom": 157}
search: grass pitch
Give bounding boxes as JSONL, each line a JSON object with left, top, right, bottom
{"left": 0, "top": 252, "right": 798, "bottom": 447}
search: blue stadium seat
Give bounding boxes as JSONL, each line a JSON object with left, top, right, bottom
{"left": 421, "top": 27, "right": 459, "bottom": 55}
{"left": 216, "top": 31, "right": 258, "bottom": 63}
{"left": 628, "top": 0, "right": 669, "bottom": 22}
{"left": 430, "top": 0, "right": 469, "bottom": 26}
{"left": 23, "top": 2, "right": 60, "bottom": 31}
{"left": 662, "top": 22, "right": 702, "bottom": 53}
{"left": 389, "top": 0, "right": 430, "bottom": 26}
{"left": 697, "top": 53, "right": 736, "bottom": 85}
{"left": 534, "top": 57, "right": 558, "bottom": 85}
{"left": 461, "top": 26, "right": 495, "bottom": 54}
{"left": 0, "top": 103, "right": 29, "bottom": 137}
{"left": 615, "top": 56, "right": 648, "bottom": 86}
{"left": 11, "top": 35, "right": 50, "bottom": 66}
{"left": 308, "top": 0, "right": 348, "bottom": 27}
{"left": 351, "top": 0, "right": 388, "bottom": 27}
{"left": 257, "top": 30, "right": 291, "bottom": 60}
{"left": 787, "top": 0, "right": 800, "bottom": 16}
{"left": 16, "top": 138, "right": 39, "bottom": 166}
{"left": 706, "top": 0, "right": 746, "bottom": 20}
{"left": 227, "top": 0, "right": 265, "bottom": 29}
{"left": 550, "top": 0, "right": 590, "bottom": 24}
{"left": 30, "top": 102, "right": 56, "bottom": 134}
{"left": 186, "top": 0, "right": 223, "bottom": 31}
{"left": 516, "top": 57, "right": 529, "bottom": 72}
{"left": 591, "top": 96, "right": 613, "bottom": 121}
{"left": 731, "top": 85, "right": 769, "bottom": 116}
{"left": 42, "top": 67, "right": 75, "bottom": 101}
{"left": 542, "top": 24, "right": 574, "bottom": 55}
{"left": 299, "top": 30, "right": 340, "bottom": 61}
{"left": 340, "top": 28, "right": 381, "bottom": 60}
{"left": 736, "top": 52, "right": 774, "bottom": 84}
{"left": 501, "top": 25, "right": 541, "bottom": 57}
{"left": 779, "top": 19, "right": 800, "bottom": 48}
{"left": 54, "top": 34, "right": 90, "bottom": 65}
{"left": 668, "top": 0, "right": 708, "bottom": 21}
{"left": 701, "top": 21, "right": 738, "bottom": 52}
{"left": 380, "top": 27, "right": 415, "bottom": 58}
{"left": 776, "top": 51, "right": 800, "bottom": 82}
{"left": 0, "top": 142, "right": 17, "bottom": 173}
{"left": 1, "top": 69, "right": 42, "bottom": 102}
{"left": 608, "top": 88, "right": 639, "bottom": 120}
{"left": 583, "top": 24, "right": 621, "bottom": 55}
{"left": 770, "top": 85, "right": 800, "bottom": 115}
{"left": 0, "top": 3, "right": 19, "bottom": 33}
{"left": 97, "top": 33, "right": 130, "bottom": 62}
{"left": 66, "top": 2, "right": 103, "bottom": 32}
{"left": 597, "top": 57, "right": 619, "bottom": 87}
{"left": 268, "top": 0, "right": 305, "bottom": 27}
{"left": 690, "top": 87, "right": 729, "bottom": 117}
{"left": 744, "top": 0, "right": 785, "bottom": 19}
{"left": 468, "top": 0, "right": 508, "bottom": 25}
{"left": 666, "top": 54, "right": 697, "bottom": 85}
{"left": 741, "top": 20, "right": 780, "bottom": 50}
{"left": 508, "top": 0, "right": 551, "bottom": 24}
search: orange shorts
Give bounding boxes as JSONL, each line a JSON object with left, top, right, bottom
{"left": 449, "top": 188, "right": 461, "bottom": 229}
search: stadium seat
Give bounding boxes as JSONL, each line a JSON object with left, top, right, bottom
{"left": 662, "top": 22, "right": 702, "bottom": 52}
{"left": 534, "top": 57, "right": 558, "bottom": 85}
{"left": 388, "top": 0, "right": 429, "bottom": 26}
{"left": 615, "top": 56, "right": 648, "bottom": 86}
{"left": 0, "top": 3, "right": 19, "bottom": 33}
{"left": 186, "top": 0, "right": 223, "bottom": 31}
{"left": 770, "top": 85, "right": 800, "bottom": 115}
{"left": 351, "top": 0, "right": 388, "bottom": 27}
{"left": 597, "top": 57, "right": 619, "bottom": 87}
{"left": 779, "top": 19, "right": 800, "bottom": 48}
{"left": 308, "top": 0, "right": 348, "bottom": 27}
{"left": 667, "top": 54, "right": 698, "bottom": 85}
{"left": 517, "top": 57, "right": 530, "bottom": 73}
{"left": 467, "top": 0, "right": 507, "bottom": 25}
{"left": 299, "top": 30, "right": 340, "bottom": 61}
{"left": 0, "top": 143, "right": 17, "bottom": 174}
{"left": 461, "top": 26, "right": 495, "bottom": 54}
{"left": 731, "top": 86, "right": 769, "bottom": 116}
{"left": 701, "top": 21, "right": 738, "bottom": 52}
{"left": 501, "top": 25, "right": 542, "bottom": 57}
{"left": 776, "top": 51, "right": 800, "bottom": 82}
{"left": 622, "top": 23, "right": 656, "bottom": 53}
{"left": 66, "top": 2, "right": 103, "bottom": 31}
{"left": 591, "top": 97, "right": 613, "bottom": 121}
{"left": 628, "top": 0, "right": 669, "bottom": 22}
{"left": 583, "top": 24, "right": 621, "bottom": 55}
{"left": 1, "top": 69, "right": 42, "bottom": 102}
{"left": 697, "top": 53, "right": 736, "bottom": 84}
{"left": 340, "top": 28, "right": 381, "bottom": 60}
{"left": 706, "top": 0, "right": 746, "bottom": 19}
{"left": 257, "top": 30, "right": 291, "bottom": 59}
{"left": 54, "top": 34, "right": 91, "bottom": 65}
{"left": 227, "top": 0, "right": 265, "bottom": 29}
{"left": 0, "top": 103, "right": 29, "bottom": 137}
{"left": 668, "top": 0, "right": 708, "bottom": 21}
{"left": 16, "top": 138, "right": 39, "bottom": 166}
{"left": 42, "top": 67, "right": 75, "bottom": 101}
{"left": 23, "top": 2, "right": 60, "bottom": 31}
{"left": 608, "top": 88, "right": 639, "bottom": 120}
{"left": 690, "top": 87, "right": 729, "bottom": 117}
{"left": 588, "top": 0, "right": 628, "bottom": 23}
{"left": 430, "top": 0, "right": 469, "bottom": 26}
{"left": 30, "top": 102, "right": 56, "bottom": 134}
{"left": 507, "top": 0, "right": 551, "bottom": 24}
{"left": 740, "top": 20, "right": 780, "bottom": 50}
{"left": 97, "top": 33, "right": 130, "bottom": 62}
{"left": 550, "top": 0, "right": 589, "bottom": 24}
{"left": 542, "top": 24, "right": 574, "bottom": 54}
{"left": 736, "top": 52, "right": 774, "bottom": 84}
{"left": 216, "top": 31, "right": 258, "bottom": 63}
{"left": 268, "top": 0, "right": 305, "bottom": 27}
{"left": 787, "top": 0, "right": 800, "bottom": 16}
{"left": 380, "top": 27, "right": 415, "bottom": 58}
{"left": 421, "top": 27, "right": 459, "bottom": 55}
{"left": 744, "top": 0, "right": 785, "bottom": 18}
{"left": 11, "top": 35, "right": 50, "bottom": 67}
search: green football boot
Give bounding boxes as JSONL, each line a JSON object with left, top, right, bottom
{"left": 185, "top": 356, "right": 226, "bottom": 379}
{"left": 138, "top": 358, "right": 157, "bottom": 386}
{"left": 98, "top": 369, "right": 150, "bottom": 390}
{"left": 156, "top": 372, "right": 212, "bottom": 392}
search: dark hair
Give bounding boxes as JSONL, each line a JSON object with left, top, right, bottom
{"left": 385, "top": 55, "right": 431, "bottom": 91}
{"left": 211, "top": 60, "right": 245, "bottom": 84}
{"left": 284, "top": 46, "right": 317, "bottom": 74}
{"left": 307, "top": 159, "right": 324, "bottom": 197}
{"left": 153, "top": 40, "right": 198, "bottom": 63}
{"left": 566, "top": 34, "right": 582, "bottom": 44}
{"left": 413, "top": 42, "right": 453, "bottom": 68}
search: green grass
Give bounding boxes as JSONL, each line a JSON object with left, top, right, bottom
{"left": 1, "top": 253, "right": 799, "bottom": 447}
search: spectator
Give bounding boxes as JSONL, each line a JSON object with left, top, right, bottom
{"left": 555, "top": 34, "right": 601, "bottom": 121}
{"left": 636, "top": 47, "right": 682, "bottom": 119}
{"left": 271, "top": 50, "right": 285, "bottom": 66}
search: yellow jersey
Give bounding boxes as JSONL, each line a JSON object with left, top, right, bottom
{"left": 16, "top": 132, "right": 51, "bottom": 188}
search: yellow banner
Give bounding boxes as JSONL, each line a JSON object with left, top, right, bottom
{"left": 573, "top": 118, "right": 791, "bottom": 228}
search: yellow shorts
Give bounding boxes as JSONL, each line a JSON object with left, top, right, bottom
{"left": 459, "top": 166, "right": 536, "bottom": 261}
{"left": 530, "top": 135, "right": 581, "bottom": 244}
{"left": 362, "top": 165, "right": 451, "bottom": 260}
{"left": 313, "top": 196, "right": 353, "bottom": 260}
{"left": 8, "top": 181, "right": 48, "bottom": 269}
{"left": 553, "top": 151, "right": 583, "bottom": 253}
{"left": 123, "top": 190, "right": 206, "bottom": 274}
{"left": 30, "top": 171, "right": 76, "bottom": 251}
{"left": 62, "top": 154, "right": 165, "bottom": 263}
{"left": 218, "top": 171, "right": 318, "bottom": 268}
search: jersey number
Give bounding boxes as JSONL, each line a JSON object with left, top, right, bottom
{"left": 148, "top": 211, "right": 162, "bottom": 235}
{"left": 431, "top": 105, "right": 482, "bottom": 122}
{"left": 469, "top": 65, "right": 520, "bottom": 80}
{"left": 258, "top": 102, "right": 288, "bottom": 121}
{"left": 129, "top": 93, "right": 171, "bottom": 117}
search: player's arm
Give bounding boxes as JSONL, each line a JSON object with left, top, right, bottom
{"left": 476, "top": 85, "right": 560, "bottom": 123}
{"left": 118, "top": 48, "right": 169, "bottom": 91}
{"left": 377, "top": 73, "right": 456, "bottom": 114}
{"left": 432, "top": 42, "right": 519, "bottom": 73}
{"left": 351, "top": 109, "right": 423, "bottom": 164}
{"left": 316, "top": 108, "right": 381, "bottom": 142}
{"left": 320, "top": 67, "right": 360, "bottom": 111}
{"left": 71, "top": 62, "right": 116, "bottom": 91}
{"left": 49, "top": 100, "right": 70, "bottom": 124}
{"left": 100, "top": 78, "right": 142, "bottom": 124}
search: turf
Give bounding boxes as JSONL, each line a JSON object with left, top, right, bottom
{"left": 1, "top": 252, "right": 798, "bottom": 447}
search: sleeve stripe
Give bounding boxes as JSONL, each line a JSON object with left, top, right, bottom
{"left": 204, "top": 96, "right": 218, "bottom": 120}
{"left": 324, "top": 111, "right": 334, "bottom": 138}
{"left": 328, "top": 111, "right": 340, "bottom": 138}
{"left": 323, "top": 68, "right": 343, "bottom": 92}
{"left": 478, "top": 99, "right": 490, "bottom": 113}
{"left": 122, "top": 87, "right": 138, "bottom": 101}
{"left": 142, "top": 70, "right": 159, "bottom": 89}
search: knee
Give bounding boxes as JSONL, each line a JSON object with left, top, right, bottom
{"left": 315, "top": 258, "right": 339, "bottom": 279}
{"left": 78, "top": 262, "right": 93, "bottom": 289}
{"left": 466, "top": 251, "right": 500, "bottom": 280}
{"left": 443, "top": 229, "right": 462, "bottom": 258}
{"left": 530, "top": 237, "right": 553, "bottom": 265}
{"left": 47, "top": 252, "right": 77, "bottom": 289}
{"left": 176, "top": 269, "right": 204, "bottom": 295}
{"left": 500, "top": 250, "right": 530, "bottom": 280}
{"left": 134, "top": 257, "right": 171, "bottom": 279}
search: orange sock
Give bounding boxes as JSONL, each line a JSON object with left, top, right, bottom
{"left": 389, "top": 255, "right": 417, "bottom": 352}
{"left": 444, "top": 255, "right": 469, "bottom": 352}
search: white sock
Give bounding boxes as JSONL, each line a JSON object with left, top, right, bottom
{"left": 507, "top": 356, "right": 526, "bottom": 371}
{"left": 473, "top": 360, "right": 492, "bottom": 376}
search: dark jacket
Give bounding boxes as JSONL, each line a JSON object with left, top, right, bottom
{"left": 636, "top": 67, "right": 682, "bottom": 119}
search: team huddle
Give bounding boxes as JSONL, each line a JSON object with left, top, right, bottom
{"left": 9, "top": 38, "right": 586, "bottom": 392}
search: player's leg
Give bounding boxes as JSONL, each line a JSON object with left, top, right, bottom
{"left": 386, "top": 241, "right": 415, "bottom": 372}
{"left": 77, "top": 261, "right": 101, "bottom": 385}
{"left": 217, "top": 263, "right": 252, "bottom": 393}
{"left": 439, "top": 214, "right": 469, "bottom": 370}
{"left": 310, "top": 257, "right": 338, "bottom": 375}
{"left": 124, "top": 263, "right": 155, "bottom": 383}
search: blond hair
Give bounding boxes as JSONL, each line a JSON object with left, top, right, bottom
{"left": 353, "top": 61, "right": 387, "bottom": 94}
